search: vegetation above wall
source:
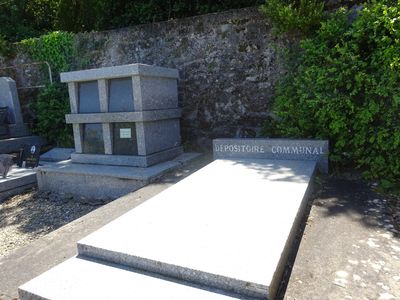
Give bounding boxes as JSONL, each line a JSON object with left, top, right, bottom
{"left": 0, "top": 0, "right": 263, "bottom": 43}
{"left": 262, "top": 0, "right": 400, "bottom": 188}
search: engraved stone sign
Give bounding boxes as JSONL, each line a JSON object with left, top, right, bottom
{"left": 213, "top": 138, "right": 329, "bottom": 173}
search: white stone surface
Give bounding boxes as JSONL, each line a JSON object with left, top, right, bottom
{"left": 19, "top": 256, "right": 238, "bottom": 300}
{"left": 78, "top": 158, "right": 316, "bottom": 297}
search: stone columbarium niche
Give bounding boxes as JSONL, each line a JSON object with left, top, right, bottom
{"left": 61, "top": 64, "right": 182, "bottom": 167}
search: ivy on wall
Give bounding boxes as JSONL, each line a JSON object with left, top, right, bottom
{"left": 21, "top": 31, "right": 78, "bottom": 147}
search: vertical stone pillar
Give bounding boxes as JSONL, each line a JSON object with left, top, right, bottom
{"left": 98, "top": 79, "right": 112, "bottom": 155}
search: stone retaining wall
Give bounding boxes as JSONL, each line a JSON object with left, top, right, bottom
{"left": 1, "top": 7, "right": 291, "bottom": 150}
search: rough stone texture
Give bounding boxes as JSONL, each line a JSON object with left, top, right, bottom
{"left": 73, "top": 8, "right": 285, "bottom": 150}
{"left": 0, "top": 7, "right": 288, "bottom": 150}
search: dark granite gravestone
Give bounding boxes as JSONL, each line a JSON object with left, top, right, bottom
{"left": 82, "top": 123, "right": 104, "bottom": 154}
{"left": 23, "top": 144, "right": 41, "bottom": 168}
{"left": 112, "top": 122, "right": 138, "bottom": 155}
{"left": 0, "top": 107, "right": 9, "bottom": 139}
{"left": 79, "top": 81, "right": 101, "bottom": 113}
{"left": 108, "top": 78, "right": 135, "bottom": 112}
{"left": 17, "top": 144, "right": 41, "bottom": 168}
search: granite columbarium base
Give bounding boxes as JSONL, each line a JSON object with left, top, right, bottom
{"left": 20, "top": 138, "right": 328, "bottom": 300}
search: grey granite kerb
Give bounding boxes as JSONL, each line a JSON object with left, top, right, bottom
{"left": 60, "top": 64, "right": 179, "bottom": 83}
{"left": 213, "top": 138, "right": 329, "bottom": 173}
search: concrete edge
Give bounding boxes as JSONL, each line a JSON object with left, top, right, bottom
{"left": 268, "top": 166, "right": 316, "bottom": 299}
{"left": 76, "top": 244, "right": 268, "bottom": 299}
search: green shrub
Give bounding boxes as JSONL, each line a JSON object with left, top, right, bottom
{"left": 21, "top": 31, "right": 75, "bottom": 76}
{"left": 263, "top": 1, "right": 400, "bottom": 184}
{"left": 31, "top": 83, "right": 73, "bottom": 147}
{"left": 260, "top": 0, "right": 325, "bottom": 36}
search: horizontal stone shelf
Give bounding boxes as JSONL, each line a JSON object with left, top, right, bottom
{"left": 60, "top": 64, "right": 179, "bottom": 83}
{"left": 65, "top": 109, "right": 181, "bottom": 124}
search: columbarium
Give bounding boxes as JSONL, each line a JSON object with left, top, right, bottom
{"left": 62, "top": 63, "right": 182, "bottom": 167}
{"left": 36, "top": 64, "right": 197, "bottom": 199}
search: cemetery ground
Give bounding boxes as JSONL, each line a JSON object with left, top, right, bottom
{"left": 0, "top": 155, "right": 399, "bottom": 299}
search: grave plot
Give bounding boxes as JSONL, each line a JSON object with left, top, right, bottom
{"left": 0, "top": 77, "right": 45, "bottom": 200}
{"left": 19, "top": 138, "right": 328, "bottom": 300}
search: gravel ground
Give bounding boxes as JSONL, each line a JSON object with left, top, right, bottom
{"left": 0, "top": 189, "right": 111, "bottom": 258}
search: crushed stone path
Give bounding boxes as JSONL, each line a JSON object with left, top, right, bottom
{"left": 284, "top": 176, "right": 400, "bottom": 300}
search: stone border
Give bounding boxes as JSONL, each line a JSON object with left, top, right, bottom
{"left": 213, "top": 138, "right": 329, "bottom": 173}
{"left": 60, "top": 64, "right": 179, "bottom": 83}
{"left": 65, "top": 109, "right": 181, "bottom": 124}
{"left": 71, "top": 147, "right": 183, "bottom": 168}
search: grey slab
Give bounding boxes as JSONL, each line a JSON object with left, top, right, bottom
{"left": 65, "top": 109, "right": 181, "bottom": 124}
{"left": 19, "top": 256, "right": 241, "bottom": 300}
{"left": 0, "top": 136, "right": 45, "bottom": 154}
{"left": 1, "top": 155, "right": 210, "bottom": 299}
{"left": 37, "top": 153, "right": 200, "bottom": 199}
{"left": 60, "top": 64, "right": 179, "bottom": 83}
{"left": 71, "top": 146, "right": 183, "bottom": 167}
{"left": 78, "top": 81, "right": 100, "bottom": 113}
{"left": 0, "top": 166, "right": 37, "bottom": 202}
{"left": 40, "top": 148, "right": 74, "bottom": 162}
{"left": 213, "top": 138, "right": 329, "bottom": 173}
{"left": 138, "top": 77, "right": 178, "bottom": 110}
{"left": 142, "top": 119, "right": 181, "bottom": 154}
{"left": 77, "top": 158, "right": 316, "bottom": 299}
{"left": 0, "top": 77, "right": 24, "bottom": 124}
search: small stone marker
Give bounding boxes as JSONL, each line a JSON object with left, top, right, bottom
{"left": 0, "top": 154, "right": 14, "bottom": 178}
{"left": 0, "top": 77, "right": 29, "bottom": 137}
{"left": 213, "top": 138, "right": 329, "bottom": 173}
{"left": 19, "top": 145, "right": 41, "bottom": 168}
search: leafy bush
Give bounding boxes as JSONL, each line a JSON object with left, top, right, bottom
{"left": 263, "top": 1, "right": 400, "bottom": 184}
{"left": 260, "top": 0, "right": 325, "bottom": 36}
{"left": 31, "top": 83, "right": 73, "bottom": 147}
{"left": 21, "top": 31, "right": 75, "bottom": 76}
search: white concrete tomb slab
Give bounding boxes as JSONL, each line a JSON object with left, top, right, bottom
{"left": 77, "top": 158, "right": 316, "bottom": 298}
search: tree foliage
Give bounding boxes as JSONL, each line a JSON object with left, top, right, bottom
{"left": 0, "top": 0, "right": 262, "bottom": 41}
{"left": 262, "top": 1, "right": 400, "bottom": 185}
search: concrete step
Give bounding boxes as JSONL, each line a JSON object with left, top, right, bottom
{"left": 77, "top": 158, "right": 316, "bottom": 299}
{"left": 18, "top": 256, "right": 244, "bottom": 300}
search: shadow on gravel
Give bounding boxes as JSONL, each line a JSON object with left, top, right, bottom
{"left": 313, "top": 175, "right": 399, "bottom": 238}
{"left": 0, "top": 188, "right": 113, "bottom": 257}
